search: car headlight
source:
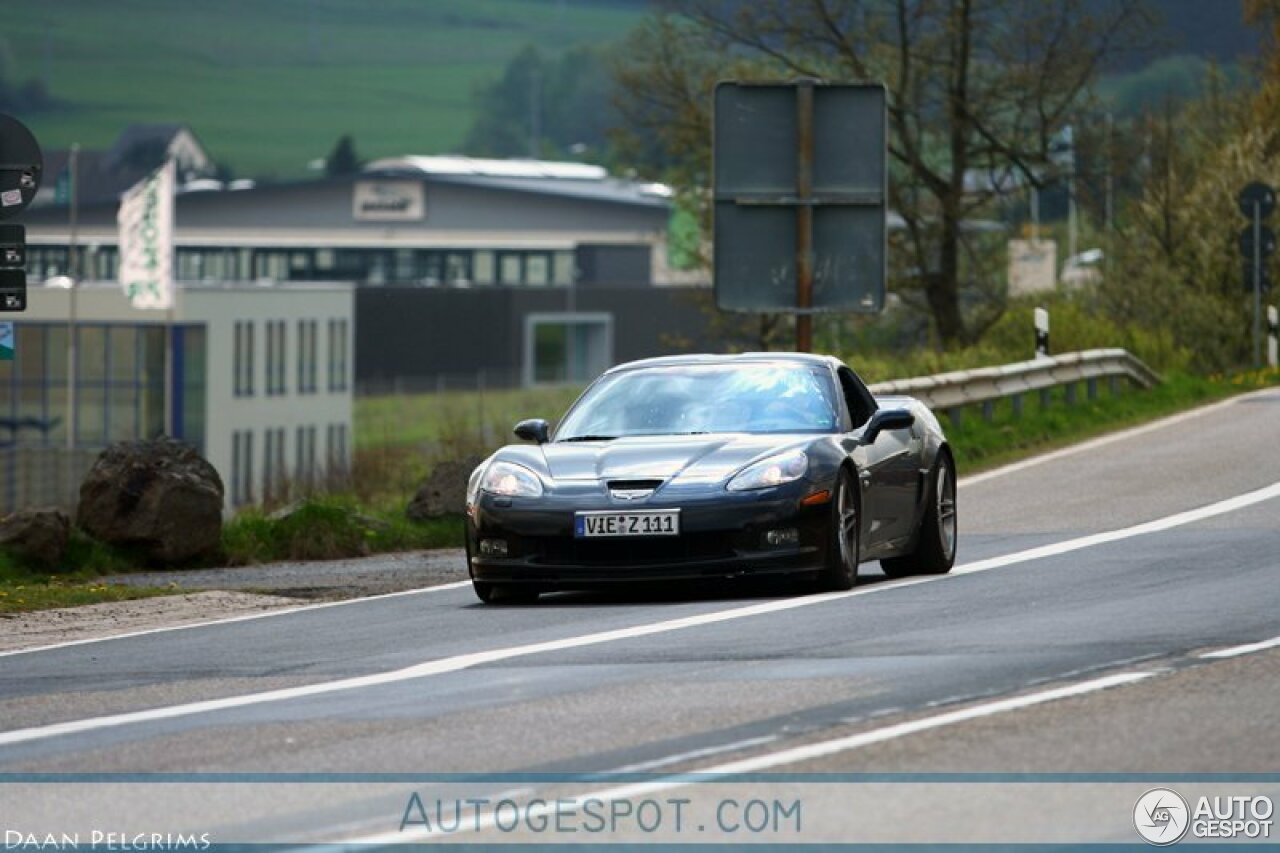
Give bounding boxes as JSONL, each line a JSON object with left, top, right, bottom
{"left": 479, "top": 460, "right": 544, "bottom": 498}
{"left": 727, "top": 449, "right": 808, "bottom": 491}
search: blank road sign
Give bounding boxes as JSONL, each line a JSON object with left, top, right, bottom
{"left": 713, "top": 81, "right": 887, "bottom": 313}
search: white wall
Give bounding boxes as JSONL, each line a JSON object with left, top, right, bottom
{"left": 185, "top": 283, "right": 354, "bottom": 510}
{"left": 22, "top": 281, "right": 355, "bottom": 512}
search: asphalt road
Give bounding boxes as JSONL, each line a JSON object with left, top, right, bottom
{"left": 2, "top": 388, "right": 1279, "bottom": 845}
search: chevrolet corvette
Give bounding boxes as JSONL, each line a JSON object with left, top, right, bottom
{"left": 464, "top": 353, "right": 956, "bottom": 603}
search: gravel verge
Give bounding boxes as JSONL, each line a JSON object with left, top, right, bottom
{"left": 0, "top": 548, "right": 469, "bottom": 654}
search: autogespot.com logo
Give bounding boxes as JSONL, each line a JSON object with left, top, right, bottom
{"left": 1134, "top": 788, "right": 1191, "bottom": 845}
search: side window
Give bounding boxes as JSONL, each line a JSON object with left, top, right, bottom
{"left": 838, "top": 367, "right": 877, "bottom": 429}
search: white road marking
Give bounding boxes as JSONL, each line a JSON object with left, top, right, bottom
{"left": 606, "top": 735, "right": 778, "bottom": 774}
{"left": 2, "top": 481, "right": 1275, "bottom": 749}
{"left": 950, "top": 480, "right": 1280, "bottom": 576}
{"left": 0, "top": 581, "right": 473, "bottom": 659}
{"left": 353, "top": 670, "right": 1156, "bottom": 844}
{"left": 1200, "top": 635, "right": 1280, "bottom": 659}
{"left": 958, "top": 387, "right": 1278, "bottom": 488}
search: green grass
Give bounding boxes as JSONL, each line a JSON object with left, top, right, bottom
{"left": 357, "top": 383, "right": 585, "bottom": 450}
{"left": 221, "top": 495, "right": 462, "bottom": 564}
{"left": 0, "top": 532, "right": 177, "bottom": 614}
{"left": 6, "top": 0, "right": 644, "bottom": 177}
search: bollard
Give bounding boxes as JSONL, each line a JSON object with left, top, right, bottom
{"left": 1034, "top": 307, "right": 1050, "bottom": 358}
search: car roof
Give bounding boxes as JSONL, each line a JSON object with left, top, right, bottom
{"left": 604, "top": 352, "right": 843, "bottom": 375}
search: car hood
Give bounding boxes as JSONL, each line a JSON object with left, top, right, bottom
{"left": 533, "top": 434, "right": 814, "bottom": 484}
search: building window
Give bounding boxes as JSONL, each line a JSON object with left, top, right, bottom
{"left": 295, "top": 424, "right": 317, "bottom": 488}
{"left": 525, "top": 313, "right": 614, "bottom": 386}
{"left": 498, "top": 252, "right": 522, "bottom": 285}
{"left": 327, "top": 319, "right": 348, "bottom": 392}
{"left": 231, "top": 430, "right": 254, "bottom": 507}
{"left": 297, "top": 319, "right": 318, "bottom": 394}
{"left": 253, "top": 251, "right": 288, "bottom": 281}
{"left": 326, "top": 423, "right": 348, "bottom": 472}
{"left": 525, "top": 253, "right": 551, "bottom": 286}
{"left": 263, "top": 427, "right": 287, "bottom": 503}
{"left": 180, "top": 325, "right": 207, "bottom": 451}
{"left": 233, "top": 320, "right": 255, "bottom": 397}
{"left": 553, "top": 250, "right": 575, "bottom": 285}
{"left": 266, "top": 320, "right": 286, "bottom": 395}
{"left": 473, "top": 250, "right": 495, "bottom": 284}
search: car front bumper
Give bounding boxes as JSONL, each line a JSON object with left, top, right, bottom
{"left": 466, "top": 480, "right": 833, "bottom": 587}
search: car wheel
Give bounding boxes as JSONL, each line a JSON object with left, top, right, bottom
{"left": 817, "top": 468, "right": 859, "bottom": 591}
{"left": 472, "top": 581, "right": 540, "bottom": 605}
{"left": 881, "top": 450, "right": 957, "bottom": 577}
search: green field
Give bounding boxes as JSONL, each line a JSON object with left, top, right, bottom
{"left": 5, "top": 0, "right": 642, "bottom": 178}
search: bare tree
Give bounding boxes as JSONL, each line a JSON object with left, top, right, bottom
{"left": 613, "top": 0, "right": 1148, "bottom": 345}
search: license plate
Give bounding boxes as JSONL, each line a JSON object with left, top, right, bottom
{"left": 574, "top": 510, "right": 680, "bottom": 538}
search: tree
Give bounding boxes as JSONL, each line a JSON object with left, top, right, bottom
{"left": 612, "top": 0, "right": 1149, "bottom": 345}
{"left": 326, "top": 134, "right": 360, "bottom": 177}
{"left": 464, "top": 45, "right": 619, "bottom": 161}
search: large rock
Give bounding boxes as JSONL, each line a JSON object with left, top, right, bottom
{"left": 77, "top": 437, "right": 224, "bottom": 563}
{"left": 0, "top": 507, "right": 71, "bottom": 569}
{"left": 407, "top": 456, "right": 484, "bottom": 520}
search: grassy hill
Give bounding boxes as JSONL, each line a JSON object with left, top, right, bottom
{"left": 4, "top": 0, "right": 644, "bottom": 179}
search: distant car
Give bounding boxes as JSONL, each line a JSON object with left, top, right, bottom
{"left": 464, "top": 353, "right": 956, "bottom": 603}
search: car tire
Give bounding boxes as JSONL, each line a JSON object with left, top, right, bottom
{"left": 472, "top": 581, "right": 540, "bottom": 605}
{"left": 817, "top": 468, "right": 860, "bottom": 591}
{"left": 881, "top": 450, "right": 957, "bottom": 577}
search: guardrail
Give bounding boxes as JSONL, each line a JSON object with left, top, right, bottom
{"left": 868, "top": 348, "right": 1161, "bottom": 424}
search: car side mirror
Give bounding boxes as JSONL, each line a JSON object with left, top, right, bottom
{"left": 514, "top": 418, "right": 550, "bottom": 444}
{"left": 863, "top": 409, "right": 914, "bottom": 444}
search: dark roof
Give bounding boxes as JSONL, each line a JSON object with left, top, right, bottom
{"left": 104, "top": 123, "right": 187, "bottom": 170}
{"left": 38, "top": 148, "right": 124, "bottom": 207}
{"left": 36, "top": 123, "right": 211, "bottom": 208}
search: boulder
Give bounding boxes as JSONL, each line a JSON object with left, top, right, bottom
{"left": 407, "top": 455, "right": 485, "bottom": 520}
{"left": 77, "top": 437, "right": 224, "bottom": 563}
{"left": 0, "top": 507, "right": 71, "bottom": 569}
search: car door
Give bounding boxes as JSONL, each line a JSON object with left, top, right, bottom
{"left": 836, "top": 367, "right": 919, "bottom": 554}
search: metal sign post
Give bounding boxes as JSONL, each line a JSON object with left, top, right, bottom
{"left": 1268, "top": 304, "right": 1278, "bottom": 369}
{"left": 713, "top": 81, "right": 888, "bottom": 351}
{"left": 1237, "top": 182, "right": 1275, "bottom": 368}
{"left": 795, "top": 82, "right": 815, "bottom": 351}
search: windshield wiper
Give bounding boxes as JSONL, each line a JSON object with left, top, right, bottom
{"left": 560, "top": 435, "right": 618, "bottom": 442}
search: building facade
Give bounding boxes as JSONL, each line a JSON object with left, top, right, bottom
{"left": 21, "top": 156, "right": 711, "bottom": 389}
{"left": 1, "top": 282, "right": 354, "bottom": 513}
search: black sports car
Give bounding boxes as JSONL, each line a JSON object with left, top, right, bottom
{"left": 464, "top": 353, "right": 956, "bottom": 603}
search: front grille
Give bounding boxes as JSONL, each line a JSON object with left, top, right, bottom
{"left": 535, "top": 532, "right": 737, "bottom": 567}
{"left": 606, "top": 479, "right": 665, "bottom": 490}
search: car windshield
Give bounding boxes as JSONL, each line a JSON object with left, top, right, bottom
{"left": 556, "top": 363, "right": 841, "bottom": 439}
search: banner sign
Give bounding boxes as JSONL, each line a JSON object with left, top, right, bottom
{"left": 117, "top": 160, "right": 175, "bottom": 309}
